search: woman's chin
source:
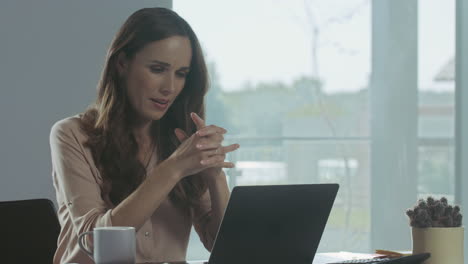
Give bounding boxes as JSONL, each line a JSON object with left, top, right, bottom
{"left": 149, "top": 112, "right": 165, "bottom": 121}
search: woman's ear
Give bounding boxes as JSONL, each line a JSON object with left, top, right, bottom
{"left": 116, "top": 52, "right": 129, "bottom": 76}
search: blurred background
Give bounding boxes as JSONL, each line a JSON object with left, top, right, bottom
{"left": 1, "top": 0, "right": 467, "bottom": 262}
{"left": 175, "top": 0, "right": 459, "bottom": 259}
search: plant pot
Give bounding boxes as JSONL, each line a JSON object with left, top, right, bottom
{"left": 412, "top": 227, "right": 464, "bottom": 264}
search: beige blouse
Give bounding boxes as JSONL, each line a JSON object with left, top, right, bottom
{"left": 49, "top": 115, "right": 215, "bottom": 264}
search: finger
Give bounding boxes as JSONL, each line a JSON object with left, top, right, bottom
{"left": 197, "top": 132, "right": 224, "bottom": 145}
{"left": 205, "top": 148, "right": 224, "bottom": 157}
{"left": 209, "top": 161, "right": 236, "bottom": 169}
{"left": 218, "top": 162, "right": 235, "bottom": 169}
{"left": 196, "top": 142, "right": 222, "bottom": 150}
{"left": 200, "top": 155, "right": 225, "bottom": 166}
{"left": 190, "top": 112, "right": 206, "bottom": 130}
{"left": 197, "top": 142, "right": 239, "bottom": 151}
{"left": 200, "top": 144, "right": 240, "bottom": 164}
{"left": 174, "top": 128, "right": 189, "bottom": 142}
{"left": 202, "top": 151, "right": 225, "bottom": 161}
{"left": 196, "top": 125, "right": 227, "bottom": 137}
{"left": 206, "top": 144, "right": 240, "bottom": 156}
{"left": 223, "top": 143, "right": 240, "bottom": 154}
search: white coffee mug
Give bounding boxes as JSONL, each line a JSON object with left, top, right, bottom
{"left": 78, "top": 226, "right": 136, "bottom": 264}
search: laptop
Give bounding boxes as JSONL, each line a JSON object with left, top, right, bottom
{"left": 195, "top": 183, "right": 339, "bottom": 264}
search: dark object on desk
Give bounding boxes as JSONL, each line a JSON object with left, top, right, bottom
{"left": 208, "top": 184, "right": 339, "bottom": 264}
{"left": 0, "top": 199, "right": 60, "bottom": 263}
{"left": 328, "top": 252, "right": 431, "bottom": 264}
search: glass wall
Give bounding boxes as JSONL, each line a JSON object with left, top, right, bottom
{"left": 174, "top": 0, "right": 455, "bottom": 259}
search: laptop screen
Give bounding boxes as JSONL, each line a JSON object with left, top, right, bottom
{"left": 208, "top": 184, "right": 339, "bottom": 264}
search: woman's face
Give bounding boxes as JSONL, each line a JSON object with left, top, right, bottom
{"left": 119, "top": 36, "right": 192, "bottom": 122}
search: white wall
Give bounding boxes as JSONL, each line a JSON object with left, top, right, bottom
{"left": 0, "top": 0, "right": 171, "bottom": 203}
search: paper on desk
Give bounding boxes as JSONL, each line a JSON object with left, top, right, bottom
{"left": 313, "top": 252, "right": 380, "bottom": 264}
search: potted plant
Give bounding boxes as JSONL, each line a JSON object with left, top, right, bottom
{"left": 406, "top": 197, "right": 464, "bottom": 264}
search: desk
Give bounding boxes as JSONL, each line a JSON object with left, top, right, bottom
{"left": 137, "top": 252, "right": 376, "bottom": 264}
{"left": 138, "top": 262, "right": 205, "bottom": 264}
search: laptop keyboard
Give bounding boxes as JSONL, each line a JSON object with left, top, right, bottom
{"left": 328, "top": 253, "right": 430, "bottom": 264}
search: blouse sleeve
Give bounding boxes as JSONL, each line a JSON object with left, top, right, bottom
{"left": 50, "top": 119, "right": 113, "bottom": 241}
{"left": 191, "top": 190, "right": 216, "bottom": 252}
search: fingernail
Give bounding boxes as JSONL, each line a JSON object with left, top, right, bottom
{"left": 200, "top": 160, "right": 206, "bottom": 165}
{"left": 197, "top": 144, "right": 203, "bottom": 149}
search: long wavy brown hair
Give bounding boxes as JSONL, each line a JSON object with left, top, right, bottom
{"left": 80, "top": 7, "right": 208, "bottom": 208}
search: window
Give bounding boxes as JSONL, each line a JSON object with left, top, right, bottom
{"left": 175, "top": 0, "right": 456, "bottom": 259}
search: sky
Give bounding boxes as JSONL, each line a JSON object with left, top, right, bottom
{"left": 174, "top": 0, "right": 455, "bottom": 93}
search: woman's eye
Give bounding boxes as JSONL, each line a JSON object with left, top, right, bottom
{"left": 176, "top": 71, "right": 188, "bottom": 78}
{"left": 150, "top": 66, "right": 165, "bottom": 73}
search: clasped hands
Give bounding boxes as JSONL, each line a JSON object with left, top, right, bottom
{"left": 170, "top": 112, "right": 240, "bottom": 179}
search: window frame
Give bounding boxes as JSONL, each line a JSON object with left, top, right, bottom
{"left": 455, "top": 0, "right": 468, "bottom": 262}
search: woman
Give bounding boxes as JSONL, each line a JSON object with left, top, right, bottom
{"left": 50, "top": 7, "right": 239, "bottom": 264}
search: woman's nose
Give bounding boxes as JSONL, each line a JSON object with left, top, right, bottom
{"left": 160, "top": 73, "right": 175, "bottom": 95}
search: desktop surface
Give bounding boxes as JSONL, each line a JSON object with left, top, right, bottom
{"left": 137, "top": 252, "right": 357, "bottom": 264}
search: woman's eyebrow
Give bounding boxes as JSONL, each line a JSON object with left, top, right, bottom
{"left": 150, "top": 59, "right": 170, "bottom": 66}
{"left": 150, "top": 59, "right": 190, "bottom": 71}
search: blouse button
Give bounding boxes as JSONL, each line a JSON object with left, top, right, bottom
{"left": 144, "top": 231, "right": 150, "bottom": 237}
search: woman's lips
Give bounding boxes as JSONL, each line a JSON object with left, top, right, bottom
{"left": 150, "top": 98, "right": 169, "bottom": 111}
